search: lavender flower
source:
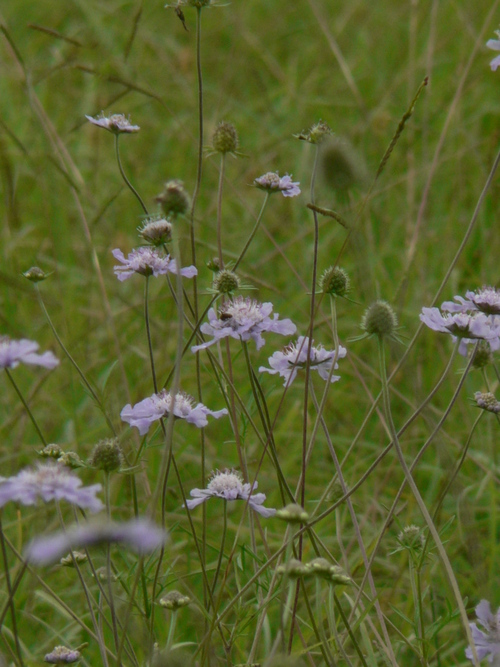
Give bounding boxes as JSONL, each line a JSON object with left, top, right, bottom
{"left": 0, "top": 337, "right": 59, "bottom": 370}
{"left": 26, "top": 518, "right": 167, "bottom": 565}
{"left": 191, "top": 297, "right": 296, "bottom": 352}
{"left": 121, "top": 390, "right": 228, "bottom": 435}
{"left": 442, "top": 287, "right": 500, "bottom": 316}
{"left": 85, "top": 113, "right": 140, "bottom": 134}
{"left": 44, "top": 646, "right": 81, "bottom": 664}
{"left": 0, "top": 463, "right": 103, "bottom": 513}
{"left": 254, "top": 172, "right": 301, "bottom": 197}
{"left": 259, "top": 336, "right": 347, "bottom": 386}
{"left": 419, "top": 307, "right": 500, "bottom": 356}
{"left": 487, "top": 31, "right": 500, "bottom": 71}
{"left": 474, "top": 392, "right": 500, "bottom": 414}
{"left": 465, "top": 600, "right": 500, "bottom": 663}
{"left": 186, "top": 469, "right": 276, "bottom": 517}
{"left": 112, "top": 247, "right": 197, "bottom": 281}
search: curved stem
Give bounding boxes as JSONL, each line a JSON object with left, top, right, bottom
{"left": 114, "top": 134, "right": 148, "bottom": 215}
{"left": 234, "top": 193, "right": 270, "bottom": 270}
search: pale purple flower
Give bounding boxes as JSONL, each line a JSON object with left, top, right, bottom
{"left": 254, "top": 171, "right": 301, "bottom": 197}
{"left": 0, "top": 337, "right": 59, "bottom": 370}
{"left": 26, "top": 518, "right": 167, "bottom": 564}
{"left": 192, "top": 297, "right": 296, "bottom": 352}
{"left": 420, "top": 307, "right": 500, "bottom": 356}
{"left": 442, "top": 287, "right": 500, "bottom": 316}
{"left": 0, "top": 463, "right": 103, "bottom": 513}
{"left": 487, "top": 31, "right": 500, "bottom": 71}
{"left": 85, "top": 113, "right": 140, "bottom": 134}
{"left": 465, "top": 600, "right": 500, "bottom": 663}
{"left": 186, "top": 469, "right": 276, "bottom": 517}
{"left": 121, "top": 390, "right": 228, "bottom": 435}
{"left": 112, "top": 247, "right": 197, "bottom": 281}
{"left": 474, "top": 391, "right": 500, "bottom": 414}
{"left": 259, "top": 336, "right": 347, "bottom": 386}
{"left": 44, "top": 646, "right": 81, "bottom": 664}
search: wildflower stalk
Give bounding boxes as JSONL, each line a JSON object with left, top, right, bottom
{"left": 375, "top": 335, "right": 480, "bottom": 666}
{"left": 209, "top": 501, "right": 228, "bottom": 602}
{"left": 315, "top": 579, "right": 337, "bottom": 665}
{"left": 234, "top": 192, "right": 270, "bottom": 270}
{"left": 166, "top": 609, "right": 178, "bottom": 650}
{"left": 216, "top": 153, "right": 226, "bottom": 268}
{"left": 144, "top": 277, "right": 158, "bottom": 393}
{"left": 114, "top": 134, "right": 148, "bottom": 215}
{"left": 4, "top": 368, "right": 47, "bottom": 446}
{"left": 33, "top": 284, "right": 116, "bottom": 434}
{"left": 0, "top": 514, "right": 24, "bottom": 667}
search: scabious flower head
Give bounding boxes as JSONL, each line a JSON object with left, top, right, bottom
{"left": 487, "top": 30, "right": 500, "bottom": 71}
{"left": 0, "top": 463, "right": 103, "bottom": 513}
{"left": 0, "top": 336, "right": 59, "bottom": 370}
{"left": 420, "top": 306, "right": 500, "bottom": 356}
{"left": 26, "top": 518, "right": 167, "bottom": 564}
{"left": 185, "top": 469, "right": 276, "bottom": 517}
{"left": 442, "top": 287, "right": 500, "bottom": 316}
{"left": 88, "top": 438, "right": 124, "bottom": 473}
{"left": 306, "top": 558, "right": 351, "bottom": 584}
{"left": 155, "top": 180, "right": 190, "bottom": 218}
{"left": 211, "top": 121, "right": 239, "bottom": 155}
{"left": 259, "top": 336, "right": 346, "bottom": 386}
{"left": 192, "top": 296, "right": 296, "bottom": 352}
{"left": 320, "top": 266, "right": 350, "bottom": 297}
{"left": 465, "top": 600, "right": 500, "bottom": 663}
{"left": 159, "top": 590, "right": 191, "bottom": 610}
{"left": 212, "top": 269, "right": 241, "bottom": 295}
{"left": 121, "top": 390, "right": 228, "bottom": 435}
{"left": 294, "top": 120, "right": 332, "bottom": 144}
{"left": 254, "top": 172, "right": 301, "bottom": 198}
{"left": 138, "top": 216, "right": 173, "bottom": 246}
{"left": 474, "top": 391, "right": 500, "bottom": 414}
{"left": 85, "top": 113, "right": 140, "bottom": 134}
{"left": 112, "top": 247, "right": 197, "bottom": 281}
{"left": 39, "top": 444, "right": 64, "bottom": 459}
{"left": 22, "top": 266, "right": 49, "bottom": 282}
{"left": 361, "top": 300, "right": 398, "bottom": 339}
{"left": 44, "top": 645, "right": 81, "bottom": 664}
{"left": 276, "top": 503, "right": 309, "bottom": 524}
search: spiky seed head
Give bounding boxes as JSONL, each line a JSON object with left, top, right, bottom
{"left": 212, "top": 121, "right": 239, "bottom": 154}
{"left": 155, "top": 180, "right": 190, "bottom": 218}
{"left": 472, "top": 341, "right": 493, "bottom": 369}
{"left": 212, "top": 269, "right": 240, "bottom": 295}
{"left": 361, "top": 300, "right": 398, "bottom": 338}
{"left": 320, "top": 266, "right": 350, "bottom": 297}
{"left": 295, "top": 120, "right": 332, "bottom": 144}
{"left": 276, "top": 503, "right": 309, "bottom": 524}
{"left": 88, "top": 438, "right": 124, "bottom": 473}
{"left": 159, "top": 590, "right": 191, "bottom": 610}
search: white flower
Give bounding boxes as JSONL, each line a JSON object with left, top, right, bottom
{"left": 259, "top": 336, "right": 346, "bottom": 386}
{"left": 466, "top": 600, "right": 500, "bottom": 663}
{"left": 85, "top": 113, "right": 140, "bottom": 134}
{"left": 0, "top": 337, "right": 59, "bottom": 370}
{"left": 186, "top": 469, "right": 276, "bottom": 517}
{"left": 192, "top": 297, "right": 296, "bottom": 352}
{"left": 121, "top": 390, "right": 228, "bottom": 435}
{"left": 112, "top": 247, "right": 197, "bottom": 281}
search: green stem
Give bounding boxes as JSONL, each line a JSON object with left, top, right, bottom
{"left": 114, "top": 134, "right": 148, "bottom": 215}
{"left": 0, "top": 515, "right": 24, "bottom": 667}
{"left": 234, "top": 192, "right": 270, "bottom": 270}
{"left": 216, "top": 153, "right": 226, "bottom": 269}
{"left": 4, "top": 368, "right": 47, "bottom": 446}
{"left": 144, "top": 277, "right": 158, "bottom": 393}
{"left": 210, "top": 501, "right": 228, "bottom": 603}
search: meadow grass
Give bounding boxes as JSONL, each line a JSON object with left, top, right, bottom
{"left": 1, "top": 0, "right": 500, "bottom": 665}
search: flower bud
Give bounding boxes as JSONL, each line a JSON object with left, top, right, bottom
{"left": 320, "top": 266, "right": 350, "bottom": 297}
{"left": 212, "top": 121, "right": 239, "bottom": 154}
{"left": 60, "top": 551, "right": 88, "bottom": 567}
{"left": 39, "top": 444, "right": 64, "bottom": 459}
{"left": 44, "top": 646, "right": 81, "bottom": 664}
{"left": 213, "top": 269, "right": 240, "bottom": 295}
{"left": 471, "top": 341, "right": 493, "bottom": 369}
{"left": 57, "top": 452, "right": 84, "bottom": 469}
{"left": 276, "top": 558, "right": 311, "bottom": 579}
{"left": 276, "top": 503, "right": 309, "bottom": 524}
{"left": 23, "top": 266, "right": 49, "bottom": 282}
{"left": 295, "top": 120, "right": 332, "bottom": 144}
{"left": 474, "top": 391, "right": 500, "bottom": 414}
{"left": 361, "top": 300, "right": 398, "bottom": 338}
{"left": 138, "top": 216, "right": 173, "bottom": 246}
{"left": 155, "top": 180, "right": 190, "bottom": 218}
{"left": 159, "top": 590, "right": 191, "bottom": 610}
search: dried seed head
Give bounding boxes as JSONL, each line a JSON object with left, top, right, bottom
{"left": 212, "top": 269, "right": 240, "bottom": 295}
{"left": 155, "top": 180, "right": 190, "bottom": 218}
{"left": 361, "top": 300, "right": 398, "bottom": 338}
{"left": 88, "top": 439, "right": 124, "bottom": 473}
{"left": 320, "top": 266, "right": 350, "bottom": 297}
{"left": 212, "top": 121, "right": 239, "bottom": 154}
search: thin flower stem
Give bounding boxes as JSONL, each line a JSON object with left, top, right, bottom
{"left": 216, "top": 153, "right": 226, "bottom": 269}
{"left": 166, "top": 610, "right": 178, "bottom": 650}
{"left": 4, "top": 368, "right": 47, "bottom": 446}
{"left": 234, "top": 192, "right": 270, "bottom": 270}
{"left": 375, "top": 335, "right": 480, "bottom": 667}
{"left": 144, "top": 277, "right": 158, "bottom": 393}
{"left": 210, "top": 501, "right": 228, "bottom": 603}
{"left": 0, "top": 515, "right": 24, "bottom": 667}
{"left": 114, "top": 134, "right": 148, "bottom": 215}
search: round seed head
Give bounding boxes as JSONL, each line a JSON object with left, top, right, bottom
{"left": 213, "top": 269, "right": 240, "bottom": 295}
{"left": 212, "top": 121, "right": 239, "bottom": 154}
{"left": 155, "top": 180, "right": 190, "bottom": 218}
{"left": 361, "top": 300, "right": 398, "bottom": 338}
{"left": 320, "top": 266, "right": 350, "bottom": 297}
{"left": 88, "top": 439, "right": 124, "bottom": 473}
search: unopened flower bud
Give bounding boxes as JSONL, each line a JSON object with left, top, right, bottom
{"left": 206, "top": 257, "right": 221, "bottom": 272}
{"left": 155, "top": 180, "right": 190, "bottom": 218}
{"left": 276, "top": 503, "right": 309, "bottom": 524}
{"left": 159, "top": 590, "right": 191, "bottom": 610}
{"left": 57, "top": 452, "right": 84, "bottom": 469}
{"left": 474, "top": 391, "right": 500, "bottom": 414}
{"left": 60, "top": 551, "right": 88, "bottom": 567}
{"left": 276, "top": 558, "right": 311, "bottom": 579}
{"left": 39, "top": 444, "right": 64, "bottom": 459}
{"left": 471, "top": 341, "right": 493, "bottom": 369}
{"left": 23, "top": 266, "right": 49, "bottom": 282}
{"left": 295, "top": 120, "right": 332, "bottom": 144}
{"left": 138, "top": 216, "right": 173, "bottom": 246}
{"left": 212, "top": 122, "right": 239, "bottom": 154}
{"left": 320, "top": 267, "right": 350, "bottom": 297}
{"left": 213, "top": 269, "right": 240, "bottom": 295}
{"left": 88, "top": 438, "right": 123, "bottom": 473}
{"left": 361, "top": 300, "right": 398, "bottom": 338}
{"left": 44, "top": 645, "right": 81, "bottom": 664}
